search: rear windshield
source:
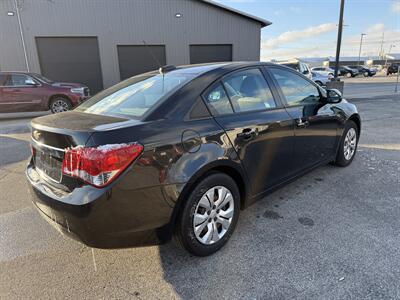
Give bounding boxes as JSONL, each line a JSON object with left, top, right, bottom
{"left": 76, "top": 72, "right": 195, "bottom": 118}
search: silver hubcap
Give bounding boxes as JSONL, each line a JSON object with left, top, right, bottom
{"left": 344, "top": 128, "right": 357, "bottom": 160}
{"left": 193, "top": 186, "right": 234, "bottom": 245}
{"left": 52, "top": 100, "right": 69, "bottom": 113}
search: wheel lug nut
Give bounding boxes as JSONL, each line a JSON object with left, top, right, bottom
{"left": 217, "top": 209, "right": 220, "bottom": 213}
{"left": 208, "top": 219, "right": 211, "bottom": 222}
{"left": 213, "top": 205, "right": 216, "bottom": 209}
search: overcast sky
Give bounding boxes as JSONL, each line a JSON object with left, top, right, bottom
{"left": 215, "top": 0, "right": 400, "bottom": 61}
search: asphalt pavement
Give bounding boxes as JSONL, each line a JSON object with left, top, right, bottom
{"left": 1, "top": 91, "right": 400, "bottom": 299}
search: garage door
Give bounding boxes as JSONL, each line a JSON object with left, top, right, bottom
{"left": 36, "top": 37, "right": 103, "bottom": 93}
{"left": 190, "top": 44, "right": 232, "bottom": 64}
{"left": 117, "top": 45, "right": 166, "bottom": 80}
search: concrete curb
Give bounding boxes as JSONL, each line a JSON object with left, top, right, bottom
{"left": 0, "top": 111, "right": 50, "bottom": 121}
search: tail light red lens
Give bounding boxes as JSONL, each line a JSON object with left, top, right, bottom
{"left": 62, "top": 143, "right": 143, "bottom": 187}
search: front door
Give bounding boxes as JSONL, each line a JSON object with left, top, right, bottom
{"left": 267, "top": 66, "right": 339, "bottom": 172}
{"left": 2, "top": 74, "right": 44, "bottom": 112}
{"left": 202, "top": 68, "right": 295, "bottom": 197}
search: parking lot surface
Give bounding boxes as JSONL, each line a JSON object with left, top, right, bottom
{"left": 1, "top": 93, "right": 400, "bottom": 299}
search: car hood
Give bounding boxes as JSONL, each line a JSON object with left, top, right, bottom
{"left": 51, "top": 82, "right": 87, "bottom": 88}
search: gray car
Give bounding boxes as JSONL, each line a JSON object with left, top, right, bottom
{"left": 311, "top": 71, "right": 333, "bottom": 86}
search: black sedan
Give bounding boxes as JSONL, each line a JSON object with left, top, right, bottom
{"left": 348, "top": 65, "right": 376, "bottom": 77}
{"left": 26, "top": 62, "right": 361, "bottom": 256}
{"left": 339, "top": 66, "right": 359, "bottom": 77}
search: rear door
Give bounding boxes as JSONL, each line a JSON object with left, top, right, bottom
{"left": 203, "top": 67, "right": 295, "bottom": 197}
{"left": 267, "top": 66, "right": 339, "bottom": 172}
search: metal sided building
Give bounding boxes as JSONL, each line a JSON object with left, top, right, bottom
{"left": 0, "top": 0, "right": 270, "bottom": 93}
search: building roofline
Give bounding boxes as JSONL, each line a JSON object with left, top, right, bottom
{"left": 199, "top": 0, "right": 272, "bottom": 27}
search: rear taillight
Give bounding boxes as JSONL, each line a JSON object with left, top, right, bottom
{"left": 62, "top": 143, "right": 143, "bottom": 187}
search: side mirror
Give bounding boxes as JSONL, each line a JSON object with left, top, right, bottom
{"left": 25, "top": 78, "right": 38, "bottom": 87}
{"left": 326, "top": 89, "right": 342, "bottom": 103}
{"left": 302, "top": 70, "right": 309, "bottom": 75}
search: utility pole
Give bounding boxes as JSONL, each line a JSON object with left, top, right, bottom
{"left": 334, "top": 0, "right": 345, "bottom": 79}
{"left": 379, "top": 32, "right": 385, "bottom": 60}
{"left": 357, "top": 33, "right": 366, "bottom": 65}
{"left": 384, "top": 44, "right": 395, "bottom": 67}
{"left": 14, "top": 0, "right": 29, "bottom": 72}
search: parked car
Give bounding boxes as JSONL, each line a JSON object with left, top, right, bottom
{"left": 311, "top": 67, "right": 335, "bottom": 76}
{"left": 275, "top": 60, "right": 312, "bottom": 79}
{"left": 311, "top": 71, "right": 333, "bottom": 86}
{"left": 26, "top": 62, "right": 361, "bottom": 256}
{"left": 0, "top": 72, "right": 90, "bottom": 113}
{"left": 387, "top": 63, "right": 399, "bottom": 75}
{"left": 348, "top": 65, "right": 376, "bottom": 77}
{"left": 339, "top": 66, "right": 359, "bottom": 77}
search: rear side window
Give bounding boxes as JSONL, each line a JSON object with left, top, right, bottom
{"left": 76, "top": 71, "right": 194, "bottom": 118}
{"left": 222, "top": 68, "right": 276, "bottom": 113}
{"left": 269, "top": 67, "right": 320, "bottom": 106}
{"left": 203, "top": 83, "right": 233, "bottom": 115}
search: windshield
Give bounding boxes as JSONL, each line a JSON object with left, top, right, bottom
{"left": 75, "top": 72, "right": 195, "bottom": 118}
{"left": 32, "top": 73, "right": 54, "bottom": 84}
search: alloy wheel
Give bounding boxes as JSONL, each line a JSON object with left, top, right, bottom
{"left": 193, "top": 186, "right": 234, "bottom": 245}
{"left": 343, "top": 128, "right": 357, "bottom": 160}
{"left": 52, "top": 100, "right": 69, "bottom": 113}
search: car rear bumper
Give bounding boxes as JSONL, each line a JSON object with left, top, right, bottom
{"left": 26, "top": 164, "right": 175, "bottom": 248}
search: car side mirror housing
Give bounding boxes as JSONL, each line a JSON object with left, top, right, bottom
{"left": 302, "top": 70, "right": 309, "bottom": 75}
{"left": 326, "top": 89, "right": 342, "bottom": 103}
{"left": 25, "top": 79, "right": 38, "bottom": 87}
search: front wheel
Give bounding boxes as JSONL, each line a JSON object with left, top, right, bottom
{"left": 334, "top": 120, "right": 359, "bottom": 167}
{"left": 175, "top": 173, "right": 240, "bottom": 256}
{"left": 50, "top": 97, "right": 72, "bottom": 113}
{"left": 346, "top": 73, "right": 352, "bottom": 78}
{"left": 363, "top": 72, "right": 369, "bottom": 77}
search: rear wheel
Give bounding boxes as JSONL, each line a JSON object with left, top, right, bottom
{"left": 50, "top": 97, "right": 72, "bottom": 113}
{"left": 175, "top": 173, "right": 240, "bottom": 256}
{"left": 334, "top": 120, "right": 358, "bottom": 167}
{"left": 363, "top": 71, "right": 369, "bottom": 77}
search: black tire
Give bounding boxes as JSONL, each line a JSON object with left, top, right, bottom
{"left": 50, "top": 97, "right": 72, "bottom": 113}
{"left": 334, "top": 120, "right": 359, "bottom": 167}
{"left": 175, "top": 172, "right": 240, "bottom": 256}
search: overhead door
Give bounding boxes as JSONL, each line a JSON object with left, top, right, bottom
{"left": 36, "top": 37, "right": 103, "bottom": 93}
{"left": 117, "top": 45, "right": 166, "bottom": 80}
{"left": 190, "top": 44, "right": 232, "bottom": 64}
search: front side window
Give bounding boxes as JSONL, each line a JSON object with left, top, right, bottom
{"left": 10, "top": 74, "right": 34, "bottom": 86}
{"left": 76, "top": 71, "right": 194, "bottom": 118}
{"left": 269, "top": 68, "right": 320, "bottom": 106}
{"left": 222, "top": 68, "right": 276, "bottom": 113}
{"left": 203, "top": 83, "right": 233, "bottom": 115}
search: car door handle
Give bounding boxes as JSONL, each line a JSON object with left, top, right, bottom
{"left": 296, "top": 118, "right": 309, "bottom": 127}
{"left": 237, "top": 128, "right": 257, "bottom": 140}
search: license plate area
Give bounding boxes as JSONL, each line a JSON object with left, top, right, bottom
{"left": 34, "top": 147, "right": 63, "bottom": 183}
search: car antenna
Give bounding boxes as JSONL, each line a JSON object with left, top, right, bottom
{"left": 142, "top": 40, "right": 162, "bottom": 70}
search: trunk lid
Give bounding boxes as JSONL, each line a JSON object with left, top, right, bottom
{"left": 30, "top": 111, "right": 141, "bottom": 186}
